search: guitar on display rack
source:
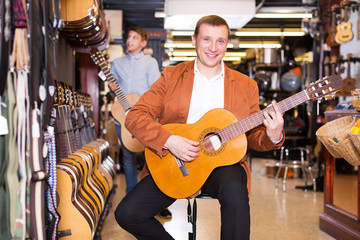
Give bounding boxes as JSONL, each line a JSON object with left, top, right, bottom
{"left": 341, "top": 53, "right": 356, "bottom": 93}
{"left": 90, "top": 48, "right": 144, "bottom": 153}
{"left": 326, "top": 4, "right": 339, "bottom": 47}
{"left": 145, "top": 75, "right": 344, "bottom": 199}
{"left": 335, "top": 0, "right": 354, "bottom": 44}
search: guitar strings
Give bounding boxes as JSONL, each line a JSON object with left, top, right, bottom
{"left": 209, "top": 91, "right": 309, "bottom": 147}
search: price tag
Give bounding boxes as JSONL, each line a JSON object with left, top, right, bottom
{"left": 98, "top": 71, "right": 107, "bottom": 81}
{"left": 32, "top": 120, "right": 40, "bottom": 139}
{"left": 32, "top": 109, "right": 40, "bottom": 139}
{"left": 0, "top": 116, "right": 9, "bottom": 135}
{"left": 42, "top": 142, "right": 49, "bottom": 158}
{"left": 0, "top": 97, "right": 8, "bottom": 135}
{"left": 187, "top": 222, "right": 193, "bottom": 233}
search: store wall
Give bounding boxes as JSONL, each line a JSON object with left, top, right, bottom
{"left": 338, "top": 9, "right": 360, "bottom": 88}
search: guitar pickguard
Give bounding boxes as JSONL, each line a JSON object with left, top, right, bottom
{"left": 198, "top": 127, "right": 226, "bottom": 156}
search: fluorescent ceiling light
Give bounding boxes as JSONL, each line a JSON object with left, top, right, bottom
{"left": 257, "top": 6, "right": 316, "bottom": 13}
{"left": 255, "top": 13, "right": 313, "bottom": 18}
{"left": 165, "top": 15, "right": 254, "bottom": 30}
{"left": 164, "top": 43, "right": 194, "bottom": 48}
{"left": 239, "top": 43, "right": 281, "bottom": 48}
{"left": 171, "top": 31, "right": 194, "bottom": 36}
{"left": 235, "top": 29, "right": 305, "bottom": 37}
{"left": 155, "top": 11, "right": 166, "bottom": 18}
{"left": 164, "top": 0, "right": 255, "bottom": 30}
{"left": 169, "top": 56, "right": 243, "bottom": 62}
{"left": 164, "top": 42, "right": 281, "bottom": 49}
{"left": 172, "top": 29, "right": 305, "bottom": 37}
{"left": 169, "top": 51, "right": 246, "bottom": 57}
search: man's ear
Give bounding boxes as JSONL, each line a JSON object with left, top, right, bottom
{"left": 191, "top": 34, "right": 196, "bottom": 47}
{"left": 141, "top": 40, "right": 148, "bottom": 48}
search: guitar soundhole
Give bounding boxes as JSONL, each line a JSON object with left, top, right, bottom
{"left": 199, "top": 127, "right": 226, "bottom": 156}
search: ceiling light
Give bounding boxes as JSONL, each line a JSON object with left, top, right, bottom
{"left": 171, "top": 31, "right": 194, "bottom": 36}
{"left": 235, "top": 29, "right": 305, "bottom": 37}
{"left": 155, "top": 11, "right": 166, "bottom": 18}
{"left": 164, "top": 0, "right": 255, "bottom": 30}
{"left": 164, "top": 43, "right": 194, "bottom": 48}
{"left": 164, "top": 41, "right": 281, "bottom": 49}
{"left": 255, "top": 13, "right": 313, "bottom": 18}
{"left": 169, "top": 51, "right": 246, "bottom": 57}
{"left": 169, "top": 56, "right": 243, "bottom": 62}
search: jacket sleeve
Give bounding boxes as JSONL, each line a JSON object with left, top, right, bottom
{"left": 125, "top": 70, "right": 172, "bottom": 156}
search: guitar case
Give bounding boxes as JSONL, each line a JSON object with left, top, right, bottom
{"left": 28, "top": 0, "right": 48, "bottom": 239}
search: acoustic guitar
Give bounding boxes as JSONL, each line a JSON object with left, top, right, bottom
{"left": 335, "top": 0, "right": 354, "bottom": 44}
{"left": 341, "top": 53, "right": 355, "bottom": 93}
{"left": 90, "top": 48, "right": 144, "bottom": 153}
{"left": 326, "top": 5, "right": 339, "bottom": 47}
{"left": 145, "top": 75, "right": 343, "bottom": 199}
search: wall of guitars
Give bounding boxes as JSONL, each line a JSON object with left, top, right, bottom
{"left": 0, "top": 1, "right": 117, "bottom": 240}
{"left": 323, "top": 0, "right": 360, "bottom": 92}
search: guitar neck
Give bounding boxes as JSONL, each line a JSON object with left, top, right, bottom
{"left": 98, "top": 61, "right": 132, "bottom": 111}
{"left": 218, "top": 90, "right": 309, "bottom": 143}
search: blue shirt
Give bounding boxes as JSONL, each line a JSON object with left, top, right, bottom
{"left": 110, "top": 51, "right": 161, "bottom": 96}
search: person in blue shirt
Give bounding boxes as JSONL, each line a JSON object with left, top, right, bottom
{"left": 109, "top": 26, "right": 172, "bottom": 219}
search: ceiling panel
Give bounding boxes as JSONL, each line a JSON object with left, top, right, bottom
{"left": 103, "top": 0, "right": 165, "bottom": 29}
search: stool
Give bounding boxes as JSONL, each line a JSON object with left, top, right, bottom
{"left": 275, "top": 146, "right": 316, "bottom": 192}
{"left": 187, "top": 192, "right": 213, "bottom": 240}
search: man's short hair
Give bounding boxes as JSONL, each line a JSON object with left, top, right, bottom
{"left": 129, "top": 26, "right": 148, "bottom": 41}
{"left": 194, "top": 15, "right": 230, "bottom": 38}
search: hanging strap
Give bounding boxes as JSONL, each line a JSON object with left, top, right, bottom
{"left": 187, "top": 198, "right": 197, "bottom": 240}
{"left": 29, "top": 103, "right": 47, "bottom": 240}
{"left": 0, "top": 76, "right": 11, "bottom": 240}
{"left": 44, "top": 108, "right": 60, "bottom": 240}
{"left": 6, "top": 70, "right": 19, "bottom": 238}
{"left": 13, "top": 69, "right": 28, "bottom": 239}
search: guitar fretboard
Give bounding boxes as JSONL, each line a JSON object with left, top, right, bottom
{"left": 218, "top": 90, "right": 309, "bottom": 143}
{"left": 98, "top": 61, "right": 131, "bottom": 111}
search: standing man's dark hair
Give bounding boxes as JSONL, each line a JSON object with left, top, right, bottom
{"left": 194, "top": 15, "right": 230, "bottom": 38}
{"left": 129, "top": 26, "right": 148, "bottom": 41}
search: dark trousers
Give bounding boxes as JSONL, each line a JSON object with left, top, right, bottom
{"left": 114, "top": 163, "right": 250, "bottom": 240}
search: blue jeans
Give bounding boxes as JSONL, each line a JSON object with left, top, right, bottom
{"left": 116, "top": 124, "right": 138, "bottom": 194}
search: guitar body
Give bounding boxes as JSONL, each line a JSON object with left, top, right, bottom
{"left": 60, "top": 0, "right": 97, "bottom": 23}
{"left": 111, "top": 93, "right": 144, "bottom": 152}
{"left": 60, "top": 157, "right": 101, "bottom": 223}
{"left": 336, "top": 21, "right": 354, "bottom": 43}
{"left": 145, "top": 109, "right": 248, "bottom": 199}
{"left": 56, "top": 164, "right": 94, "bottom": 239}
{"left": 86, "top": 141, "right": 115, "bottom": 189}
{"left": 342, "top": 77, "right": 355, "bottom": 92}
{"left": 326, "top": 27, "right": 338, "bottom": 47}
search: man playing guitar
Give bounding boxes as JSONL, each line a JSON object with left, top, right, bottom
{"left": 114, "top": 15, "right": 284, "bottom": 240}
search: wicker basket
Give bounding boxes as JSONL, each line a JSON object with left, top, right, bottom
{"left": 316, "top": 116, "right": 355, "bottom": 159}
{"left": 351, "top": 97, "right": 360, "bottom": 112}
{"left": 333, "top": 137, "right": 360, "bottom": 166}
{"left": 350, "top": 132, "right": 360, "bottom": 153}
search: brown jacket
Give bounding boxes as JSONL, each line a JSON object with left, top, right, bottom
{"left": 125, "top": 60, "right": 284, "bottom": 196}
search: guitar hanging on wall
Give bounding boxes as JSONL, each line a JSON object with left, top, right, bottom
{"left": 89, "top": 48, "right": 144, "bottom": 153}
{"left": 326, "top": 4, "right": 339, "bottom": 47}
{"left": 335, "top": 0, "right": 354, "bottom": 44}
{"left": 144, "top": 75, "right": 343, "bottom": 199}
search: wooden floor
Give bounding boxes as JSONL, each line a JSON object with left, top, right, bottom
{"left": 101, "top": 158, "right": 336, "bottom": 240}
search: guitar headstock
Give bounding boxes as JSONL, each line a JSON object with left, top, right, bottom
{"left": 90, "top": 47, "right": 106, "bottom": 66}
{"left": 53, "top": 80, "right": 59, "bottom": 105}
{"left": 306, "top": 75, "right": 343, "bottom": 100}
{"left": 56, "top": 81, "right": 66, "bottom": 106}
